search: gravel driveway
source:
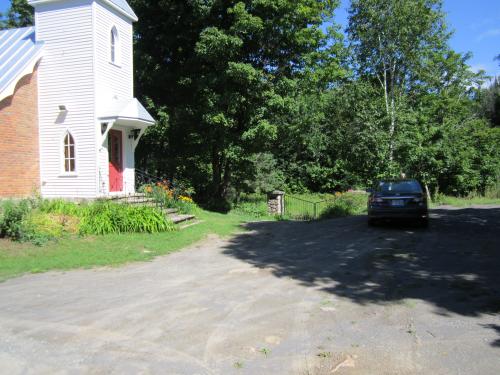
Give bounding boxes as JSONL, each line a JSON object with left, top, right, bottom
{"left": 0, "top": 206, "right": 499, "bottom": 374}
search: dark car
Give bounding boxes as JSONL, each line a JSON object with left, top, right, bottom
{"left": 367, "top": 179, "right": 428, "bottom": 226}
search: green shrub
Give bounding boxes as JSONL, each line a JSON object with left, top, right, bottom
{"left": 232, "top": 194, "right": 269, "bottom": 218}
{"left": 0, "top": 200, "right": 34, "bottom": 241}
{"left": 320, "top": 199, "right": 355, "bottom": 218}
{"left": 27, "top": 211, "right": 80, "bottom": 238}
{"left": 79, "top": 202, "right": 176, "bottom": 235}
{"left": 319, "top": 193, "right": 367, "bottom": 219}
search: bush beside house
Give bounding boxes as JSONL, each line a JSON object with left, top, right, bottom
{"left": 0, "top": 198, "right": 178, "bottom": 245}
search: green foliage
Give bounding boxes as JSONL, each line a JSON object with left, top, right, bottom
{"left": 319, "top": 194, "right": 367, "bottom": 219}
{"left": 478, "top": 77, "right": 500, "bottom": 127}
{"left": 141, "top": 183, "right": 200, "bottom": 215}
{"left": 131, "top": 0, "right": 345, "bottom": 204}
{"left": 281, "top": 192, "right": 367, "bottom": 220}
{"left": 26, "top": 211, "right": 79, "bottom": 240}
{"left": 0, "top": 199, "right": 34, "bottom": 241}
{"left": 38, "top": 199, "right": 82, "bottom": 216}
{"left": 131, "top": 1, "right": 498, "bottom": 201}
{"left": 79, "top": 203, "right": 175, "bottom": 235}
{"left": 0, "top": 0, "right": 33, "bottom": 29}
{"left": 243, "top": 153, "right": 285, "bottom": 194}
{"left": 432, "top": 193, "right": 500, "bottom": 207}
{"left": 232, "top": 194, "right": 270, "bottom": 218}
{"left": 1, "top": 198, "right": 178, "bottom": 242}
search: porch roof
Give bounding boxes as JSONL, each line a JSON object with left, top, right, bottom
{"left": 0, "top": 27, "right": 44, "bottom": 103}
{"left": 99, "top": 98, "right": 156, "bottom": 127}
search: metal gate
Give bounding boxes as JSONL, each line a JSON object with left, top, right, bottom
{"left": 284, "top": 195, "right": 334, "bottom": 220}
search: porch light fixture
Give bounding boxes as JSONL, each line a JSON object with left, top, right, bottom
{"left": 129, "top": 128, "right": 141, "bottom": 140}
{"left": 58, "top": 105, "right": 67, "bottom": 112}
{"left": 101, "top": 123, "right": 109, "bottom": 135}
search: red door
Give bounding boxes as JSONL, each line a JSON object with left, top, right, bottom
{"left": 108, "top": 130, "right": 123, "bottom": 192}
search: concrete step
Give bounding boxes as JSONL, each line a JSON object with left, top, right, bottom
{"left": 111, "top": 196, "right": 155, "bottom": 203}
{"left": 162, "top": 208, "right": 179, "bottom": 214}
{"left": 168, "top": 214, "right": 196, "bottom": 224}
{"left": 179, "top": 220, "right": 204, "bottom": 230}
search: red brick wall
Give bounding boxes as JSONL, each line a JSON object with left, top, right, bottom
{"left": 0, "top": 67, "right": 40, "bottom": 198}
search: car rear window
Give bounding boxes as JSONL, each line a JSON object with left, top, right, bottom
{"left": 378, "top": 180, "right": 423, "bottom": 194}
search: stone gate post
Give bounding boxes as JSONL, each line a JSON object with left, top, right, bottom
{"left": 267, "top": 190, "right": 285, "bottom": 216}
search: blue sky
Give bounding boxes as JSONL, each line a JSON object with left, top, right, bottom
{"left": 333, "top": 0, "right": 500, "bottom": 80}
{"left": 1, "top": 0, "right": 499, "bottom": 78}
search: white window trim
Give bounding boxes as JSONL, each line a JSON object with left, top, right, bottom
{"left": 110, "top": 26, "right": 121, "bottom": 67}
{"left": 60, "top": 131, "right": 78, "bottom": 177}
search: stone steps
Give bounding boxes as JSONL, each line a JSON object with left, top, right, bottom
{"left": 169, "top": 214, "right": 196, "bottom": 224}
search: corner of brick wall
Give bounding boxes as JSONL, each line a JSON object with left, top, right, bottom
{"left": 0, "top": 67, "right": 40, "bottom": 198}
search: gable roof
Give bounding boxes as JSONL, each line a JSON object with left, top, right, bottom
{"left": 0, "top": 27, "right": 44, "bottom": 103}
{"left": 28, "top": 0, "right": 138, "bottom": 22}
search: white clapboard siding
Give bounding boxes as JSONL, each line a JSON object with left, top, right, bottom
{"left": 36, "top": 0, "right": 97, "bottom": 198}
{"left": 94, "top": 0, "right": 135, "bottom": 197}
{"left": 32, "top": 0, "right": 142, "bottom": 198}
{"left": 94, "top": 0, "right": 133, "bottom": 109}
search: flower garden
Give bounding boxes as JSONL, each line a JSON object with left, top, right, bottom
{"left": 140, "top": 180, "right": 198, "bottom": 215}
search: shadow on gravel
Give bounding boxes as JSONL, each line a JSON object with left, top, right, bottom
{"left": 222, "top": 207, "right": 500, "bottom": 346}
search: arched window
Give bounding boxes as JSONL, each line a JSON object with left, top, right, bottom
{"left": 63, "top": 132, "right": 76, "bottom": 173}
{"left": 110, "top": 26, "right": 119, "bottom": 64}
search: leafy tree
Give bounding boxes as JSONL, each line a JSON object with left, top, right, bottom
{"left": 348, "top": 0, "right": 451, "bottom": 161}
{"left": 0, "top": 0, "right": 33, "bottom": 29}
{"left": 479, "top": 77, "right": 500, "bottom": 127}
{"left": 131, "top": 0, "right": 344, "bottom": 207}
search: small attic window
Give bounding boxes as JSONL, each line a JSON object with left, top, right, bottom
{"left": 110, "top": 26, "right": 120, "bottom": 65}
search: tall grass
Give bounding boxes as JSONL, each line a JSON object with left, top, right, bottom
{"left": 232, "top": 194, "right": 270, "bottom": 218}
{"left": 485, "top": 178, "right": 500, "bottom": 199}
{"left": 38, "top": 198, "right": 82, "bottom": 216}
{"left": 79, "top": 203, "right": 176, "bottom": 235}
{"left": 1, "top": 198, "right": 177, "bottom": 243}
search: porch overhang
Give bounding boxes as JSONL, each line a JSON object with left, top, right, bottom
{"left": 98, "top": 98, "right": 155, "bottom": 149}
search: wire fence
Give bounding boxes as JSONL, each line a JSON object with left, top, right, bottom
{"left": 284, "top": 195, "right": 336, "bottom": 220}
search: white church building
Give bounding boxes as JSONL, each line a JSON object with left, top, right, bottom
{"left": 0, "top": 0, "right": 155, "bottom": 199}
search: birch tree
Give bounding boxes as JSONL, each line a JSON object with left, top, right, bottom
{"left": 347, "top": 0, "right": 449, "bottom": 161}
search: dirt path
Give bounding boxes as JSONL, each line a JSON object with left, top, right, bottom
{"left": 0, "top": 206, "right": 499, "bottom": 374}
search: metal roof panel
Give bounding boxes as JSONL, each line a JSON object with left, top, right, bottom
{"left": 0, "top": 27, "right": 44, "bottom": 102}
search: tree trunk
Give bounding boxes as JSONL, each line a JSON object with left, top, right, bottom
{"left": 425, "top": 183, "right": 432, "bottom": 202}
{"left": 389, "top": 94, "right": 396, "bottom": 161}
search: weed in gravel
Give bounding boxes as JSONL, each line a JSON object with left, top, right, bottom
{"left": 259, "top": 347, "right": 271, "bottom": 357}
{"left": 317, "top": 352, "right": 333, "bottom": 358}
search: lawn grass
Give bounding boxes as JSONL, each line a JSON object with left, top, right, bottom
{"left": 432, "top": 195, "right": 500, "bottom": 207}
{"left": 0, "top": 210, "right": 254, "bottom": 282}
